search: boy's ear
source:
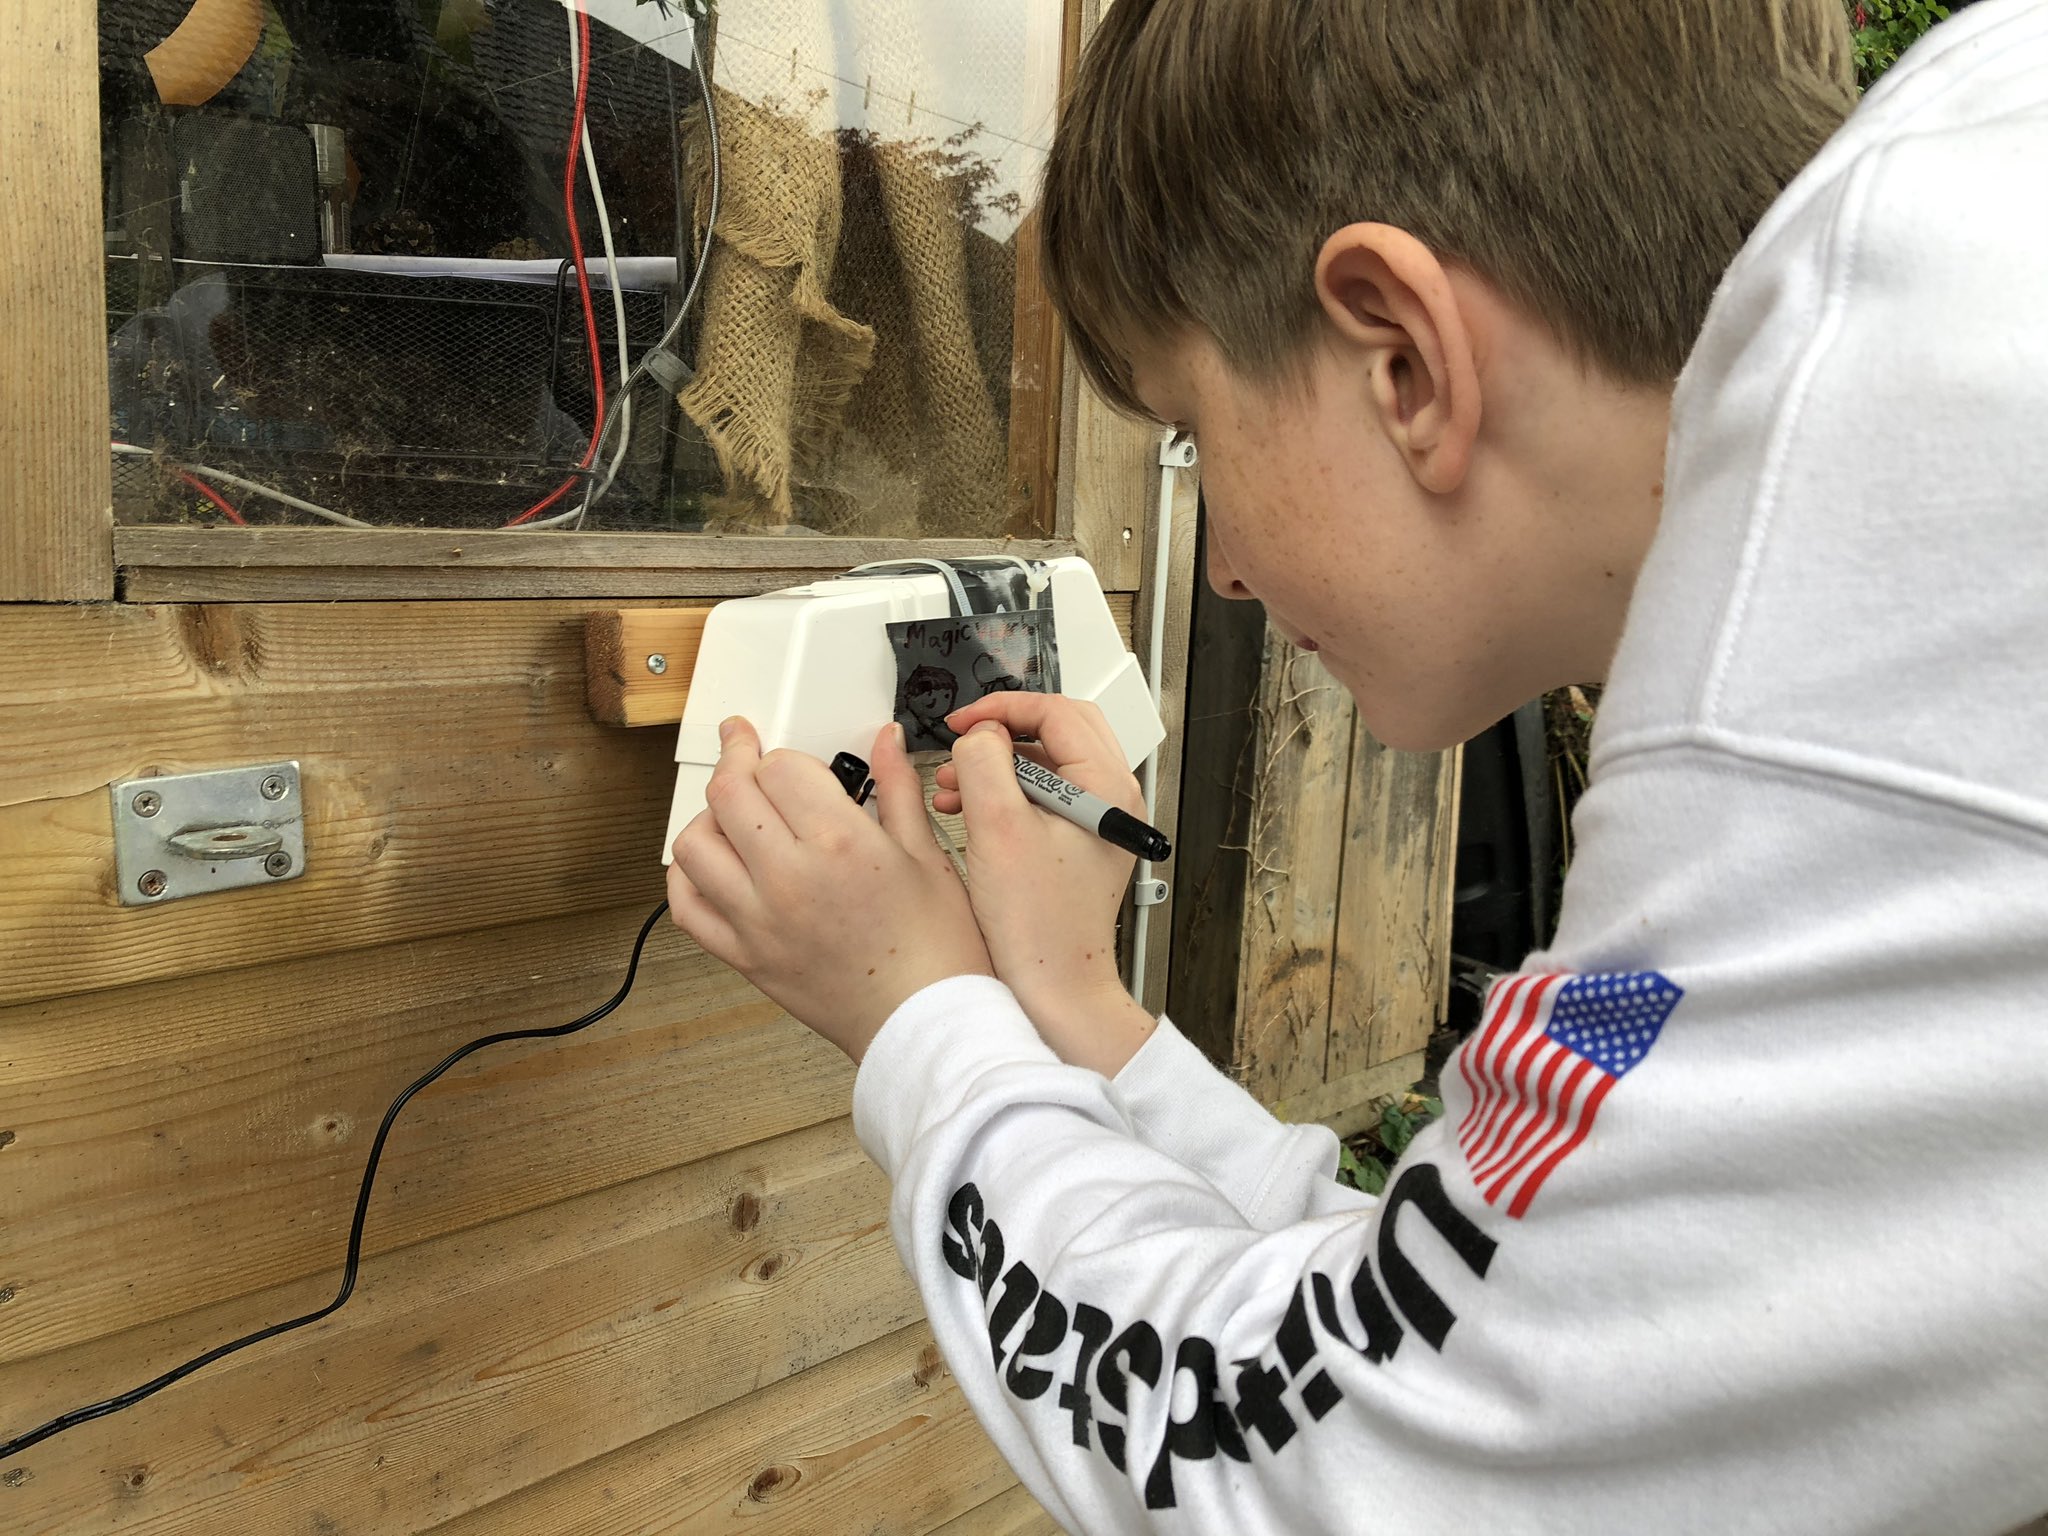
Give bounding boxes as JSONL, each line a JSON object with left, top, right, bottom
{"left": 1313, "top": 224, "right": 1480, "bottom": 495}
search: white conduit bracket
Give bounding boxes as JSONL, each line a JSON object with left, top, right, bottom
{"left": 1128, "top": 430, "right": 1197, "bottom": 1003}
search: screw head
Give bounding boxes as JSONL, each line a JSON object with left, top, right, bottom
{"left": 260, "top": 774, "right": 289, "bottom": 801}
{"left": 132, "top": 790, "right": 162, "bottom": 818}
{"left": 138, "top": 870, "right": 168, "bottom": 898}
{"left": 264, "top": 851, "right": 294, "bottom": 878}
{"left": 646, "top": 653, "right": 669, "bottom": 676}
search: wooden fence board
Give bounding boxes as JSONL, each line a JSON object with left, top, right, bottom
{"left": 1171, "top": 585, "right": 1455, "bottom": 1123}
{"left": 0, "top": 904, "right": 850, "bottom": 1365}
{"left": 0, "top": 1120, "right": 916, "bottom": 1534}
{"left": 1229, "top": 637, "right": 1356, "bottom": 1104}
{"left": 1328, "top": 728, "right": 1462, "bottom": 1084}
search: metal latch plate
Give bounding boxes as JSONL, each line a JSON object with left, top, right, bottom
{"left": 111, "top": 761, "right": 306, "bottom": 906}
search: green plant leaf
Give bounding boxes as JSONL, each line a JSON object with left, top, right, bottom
{"left": 1337, "top": 1144, "right": 1390, "bottom": 1196}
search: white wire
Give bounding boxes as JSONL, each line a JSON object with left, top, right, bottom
{"left": 110, "top": 443, "right": 379, "bottom": 529}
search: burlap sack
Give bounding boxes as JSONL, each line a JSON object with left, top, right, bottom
{"left": 677, "top": 87, "right": 876, "bottom": 529}
{"left": 677, "top": 86, "right": 1012, "bottom": 534}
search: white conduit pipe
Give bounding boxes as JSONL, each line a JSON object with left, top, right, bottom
{"left": 1128, "top": 431, "right": 1196, "bottom": 1004}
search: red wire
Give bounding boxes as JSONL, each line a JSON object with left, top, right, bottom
{"left": 113, "top": 441, "right": 249, "bottom": 525}
{"left": 503, "top": 2, "right": 605, "bottom": 528}
{"left": 176, "top": 469, "right": 249, "bottom": 525}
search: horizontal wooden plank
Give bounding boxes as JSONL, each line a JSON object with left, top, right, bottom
{"left": 437, "top": 1323, "right": 1022, "bottom": 1536}
{"left": 120, "top": 565, "right": 895, "bottom": 602}
{"left": 116, "top": 527, "right": 1077, "bottom": 572}
{"left": 0, "top": 902, "right": 852, "bottom": 1365}
{"left": 928, "top": 1483, "right": 1065, "bottom": 1536}
{"left": 0, "top": 1118, "right": 918, "bottom": 1534}
{"left": 1268, "top": 1050, "right": 1430, "bottom": 1142}
{"left": 116, "top": 530, "right": 1107, "bottom": 600}
{"left": 581, "top": 596, "right": 1138, "bottom": 729}
{"left": 0, "top": 600, "right": 688, "bottom": 1006}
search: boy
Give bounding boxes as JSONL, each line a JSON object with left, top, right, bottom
{"left": 668, "top": 1, "right": 2048, "bottom": 1530}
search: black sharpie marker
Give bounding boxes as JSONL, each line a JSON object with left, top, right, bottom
{"left": 933, "top": 723, "right": 1172, "bottom": 862}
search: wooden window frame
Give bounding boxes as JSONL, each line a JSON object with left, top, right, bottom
{"left": 3, "top": 0, "right": 1149, "bottom": 604}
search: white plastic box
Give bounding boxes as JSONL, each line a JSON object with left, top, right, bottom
{"left": 662, "top": 557, "right": 1164, "bottom": 862}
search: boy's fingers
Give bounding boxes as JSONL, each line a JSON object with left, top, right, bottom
{"left": 951, "top": 719, "right": 1030, "bottom": 830}
{"left": 704, "top": 717, "right": 789, "bottom": 858}
{"left": 756, "top": 747, "right": 865, "bottom": 842}
{"left": 946, "top": 693, "right": 1126, "bottom": 772}
{"left": 674, "top": 810, "right": 753, "bottom": 913}
{"left": 935, "top": 741, "right": 1049, "bottom": 798}
{"left": 665, "top": 842, "right": 744, "bottom": 966}
{"left": 870, "top": 723, "right": 945, "bottom": 864}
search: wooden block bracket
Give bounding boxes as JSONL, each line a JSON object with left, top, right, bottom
{"left": 583, "top": 607, "right": 714, "bottom": 727}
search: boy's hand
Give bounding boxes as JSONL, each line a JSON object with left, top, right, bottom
{"left": 935, "top": 695, "right": 1158, "bottom": 1077}
{"left": 668, "top": 718, "right": 993, "bottom": 1063}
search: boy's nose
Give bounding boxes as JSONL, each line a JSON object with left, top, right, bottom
{"left": 1205, "top": 539, "right": 1255, "bottom": 602}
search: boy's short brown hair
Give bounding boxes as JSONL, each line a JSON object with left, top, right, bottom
{"left": 1043, "top": 0, "right": 1856, "bottom": 416}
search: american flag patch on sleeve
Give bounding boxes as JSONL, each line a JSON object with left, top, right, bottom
{"left": 1454, "top": 971, "right": 1684, "bottom": 1218}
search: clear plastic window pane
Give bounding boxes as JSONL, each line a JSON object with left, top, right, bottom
{"left": 100, "top": 0, "right": 1064, "bottom": 537}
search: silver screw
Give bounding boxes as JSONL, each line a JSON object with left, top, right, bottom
{"left": 646, "top": 653, "right": 669, "bottom": 676}
{"left": 132, "top": 790, "right": 162, "bottom": 818}
{"left": 264, "top": 852, "right": 294, "bottom": 878}
{"left": 138, "top": 870, "right": 168, "bottom": 898}
{"left": 260, "top": 774, "right": 289, "bottom": 801}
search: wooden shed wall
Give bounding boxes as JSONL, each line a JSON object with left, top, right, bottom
{"left": 0, "top": 595, "right": 1145, "bottom": 1533}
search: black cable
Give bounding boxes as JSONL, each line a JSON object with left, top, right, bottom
{"left": 0, "top": 900, "right": 672, "bottom": 1465}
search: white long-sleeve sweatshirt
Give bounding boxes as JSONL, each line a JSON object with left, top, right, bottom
{"left": 850, "top": 5, "right": 2048, "bottom": 1532}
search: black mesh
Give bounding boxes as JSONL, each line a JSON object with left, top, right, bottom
{"left": 101, "top": 0, "right": 707, "bottom": 529}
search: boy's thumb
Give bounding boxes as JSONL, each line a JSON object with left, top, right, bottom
{"left": 869, "top": 723, "right": 940, "bottom": 859}
{"left": 952, "top": 719, "right": 1026, "bottom": 824}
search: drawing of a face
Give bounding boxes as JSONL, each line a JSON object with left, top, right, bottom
{"left": 902, "top": 664, "right": 958, "bottom": 735}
